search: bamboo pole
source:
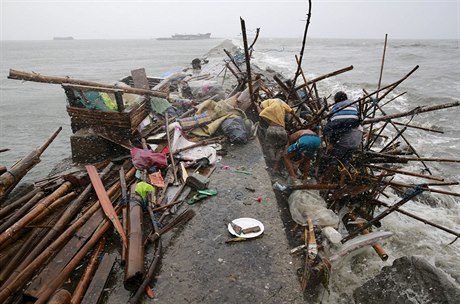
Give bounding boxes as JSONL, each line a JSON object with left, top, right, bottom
{"left": 119, "top": 167, "right": 129, "bottom": 266}
{"left": 289, "top": 183, "right": 339, "bottom": 191}
{"left": 392, "top": 122, "right": 444, "bottom": 134}
{"left": 289, "top": 0, "right": 312, "bottom": 98}
{"left": 373, "top": 199, "right": 460, "bottom": 238}
{"left": 348, "top": 213, "right": 388, "bottom": 261}
{"left": 324, "top": 66, "right": 419, "bottom": 120}
{"left": 34, "top": 211, "right": 116, "bottom": 304}
{"left": 71, "top": 239, "right": 106, "bottom": 304}
{"left": 365, "top": 34, "right": 388, "bottom": 147}
{"left": 128, "top": 241, "right": 162, "bottom": 304}
{"left": 0, "top": 127, "right": 62, "bottom": 201}
{"left": 165, "top": 114, "right": 178, "bottom": 185}
{"left": 8, "top": 69, "right": 167, "bottom": 98}
{"left": 0, "top": 216, "right": 50, "bottom": 285}
{"left": 341, "top": 188, "right": 423, "bottom": 243}
{"left": 129, "top": 197, "right": 162, "bottom": 304}
{"left": 0, "top": 191, "right": 45, "bottom": 233}
{"left": 7, "top": 163, "right": 113, "bottom": 282}
{"left": 365, "top": 151, "right": 460, "bottom": 163}
{"left": 124, "top": 184, "right": 144, "bottom": 291}
{"left": 365, "top": 165, "right": 444, "bottom": 181}
{"left": 380, "top": 179, "right": 460, "bottom": 197}
{"left": 0, "top": 181, "right": 72, "bottom": 247}
{"left": 0, "top": 188, "right": 41, "bottom": 218}
{"left": 295, "top": 66, "right": 354, "bottom": 91}
{"left": 363, "top": 101, "right": 460, "bottom": 125}
{"left": 47, "top": 289, "right": 71, "bottom": 304}
{"left": 32, "top": 191, "right": 77, "bottom": 224}
{"left": 240, "top": 17, "right": 254, "bottom": 105}
{"left": 0, "top": 167, "right": 135, "bottom": 303}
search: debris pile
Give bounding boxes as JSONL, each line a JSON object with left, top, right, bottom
{"left": 1, "top": 16, "right": 459, "bottom": 304}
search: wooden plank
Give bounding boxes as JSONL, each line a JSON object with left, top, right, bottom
{"left": 86, "top": 165, "right": 128, "bottom": 249}
{"left": 81, "top": 253, "right": 116, "bottom": 304}
{"left": 131, "top": 68, "right": 150, "bottom": 90}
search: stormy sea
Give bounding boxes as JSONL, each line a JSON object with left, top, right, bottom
{"left": 1, "top": 37, "right": 459, "bottom": 302}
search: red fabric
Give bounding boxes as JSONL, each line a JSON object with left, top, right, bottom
{"left": 131, "top": 148, "right": 168, "bottom": 170}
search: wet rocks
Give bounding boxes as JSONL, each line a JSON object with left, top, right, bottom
{"left": 353, "top": 256, "right": 460, "bottom": 304}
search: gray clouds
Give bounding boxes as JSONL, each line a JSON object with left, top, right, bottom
{"left": 1, "top": 0, "right": 459, "bottom": 40}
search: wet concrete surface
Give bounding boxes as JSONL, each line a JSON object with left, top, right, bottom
{"left": 150, "top": 138, "right": 303, "bottom": 303}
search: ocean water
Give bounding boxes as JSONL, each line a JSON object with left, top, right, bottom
{"left": 1, "top": 38, "right": 459, "bottom": 300}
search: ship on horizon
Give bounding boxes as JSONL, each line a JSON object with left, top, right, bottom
{"left": 157, "top": 33, "right": 211, "bottom": 41}
{"left": 53, "top": 36, "right": 74, "bottom": 40}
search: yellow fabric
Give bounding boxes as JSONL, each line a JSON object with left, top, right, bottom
{"left": 191, "top": 97, "right": 244, "bottom": 137}
{"left": 259, "top": 98, "right": 293, "bottom": 128}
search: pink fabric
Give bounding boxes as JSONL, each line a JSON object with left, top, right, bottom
{"left": 131, "top": 148, "right": 168, "bottom": 170}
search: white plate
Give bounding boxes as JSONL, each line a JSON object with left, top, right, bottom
{"left": 227, "top": 217, "right": 264, "bottom": 238}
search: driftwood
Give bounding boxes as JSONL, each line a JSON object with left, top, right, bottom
{"left": 0, "top": 127, "right": 62, "bottom": 202}
{"left": 8, "top": 69, "right": 167, "bottom": 98}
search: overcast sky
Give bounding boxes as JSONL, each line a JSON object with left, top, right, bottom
{"left": 1, "top": 0, "right": 459, "bottom": 40}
